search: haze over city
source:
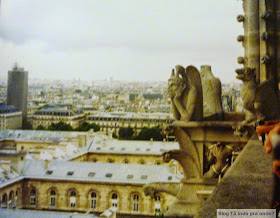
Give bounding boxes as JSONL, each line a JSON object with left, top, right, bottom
{"left": 1, "top": 0, "right": 243, "bottom": 82}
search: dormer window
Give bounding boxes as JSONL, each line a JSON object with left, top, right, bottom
{"left": 106, "top": 173, "right": 112, "bottom": 178}
{"left": 88, "top": 172, "right": 95, "bottom": 177}
{"left": 141, "top": 175, "right": 148, "bottom": 180}
{"left": 67, "top": 171, "right": 74, "bottom": 176}
{"left": 46, "top": 170, "right": 53, "bottom": 175}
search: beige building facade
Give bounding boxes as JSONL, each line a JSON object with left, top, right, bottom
{"left": 31, "top": 108, "right": 85, "bottom": 129}
{"left": 0, "top": 112, "right": 22, "bottom": 130}
{"left": 0, "top": 160, "right": 179, "bottom": 217}
{"left": 87, "top": 112, "right": 173, "bottom": 134}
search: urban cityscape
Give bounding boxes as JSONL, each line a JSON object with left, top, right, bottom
{"left": 1, "top": 0, "right": 278, "bottom": 218}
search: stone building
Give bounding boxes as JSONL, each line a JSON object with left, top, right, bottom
{"left": 31, "top": 108, "right": 85, "bottom": 129}
{"left": 0, "top": 130, "right": 182, "bottom": 175}
{"left": 87, "top": 112, "right": 173, "bottom": 135}
{"left": 0, "top": 160, "right": 179, "bottom": 217}
{"left": 68, "top": 138, "right": 182, "bottom": 175}
{"left": 0, "top": 105, "right": 22, "bottom": 130}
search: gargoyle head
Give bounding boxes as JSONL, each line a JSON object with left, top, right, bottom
{"left": 168, "top": 66, "right": 186, "bottom": 98}
{"left": 235, "top": 68, "right": 256, "bottom": 82}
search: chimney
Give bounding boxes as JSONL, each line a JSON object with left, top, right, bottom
{"left": 45, "top": 160, "right": 51, "bottom": 169}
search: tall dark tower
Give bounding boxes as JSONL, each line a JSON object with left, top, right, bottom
{"left": 7, "top": 64, "right": 28, "bottom": 119}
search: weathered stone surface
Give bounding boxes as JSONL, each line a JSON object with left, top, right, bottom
{"left": 254, "top": 79, "right": 280, "bottom": 121}
{"left": 196, "top": 138, "right": 273, "bottom": 218}
{"left": 168, "top": 65, "right": 203, "bottom": 122}
{"left": 199, "top": 65, "right": 223, "bottom": 120}
{"left": 236, "top": 68, "right": 257, "bottom": 124}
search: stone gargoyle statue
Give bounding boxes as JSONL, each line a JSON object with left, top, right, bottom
{"left": 168, "top": 65, "right": 203, "bottom": 122}
{"left": 236, "top": 67, "right": 280, "bottom": 125}
{"left": 144, "top": 66, "right": 203, "bottom": 210}
{"left": 235, "top": 68, "right": 258, "bottom": 125}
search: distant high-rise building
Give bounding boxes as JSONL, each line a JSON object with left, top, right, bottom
{"left": 7, "top": 64, "right": 28, "bottom": 119}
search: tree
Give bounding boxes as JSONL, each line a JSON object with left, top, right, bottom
{"left": 118, "top": 127, "right": 134, "bottom": 140}
{"left": 75, "top": 122, "right": 100, "bottom": 132}
{"left": 47, "top": 121, "right": 73, "bottom": 131}
{"left": 134, "top": 126, "right": 164, "bottom": 141}
{"left": 36, "top": 125, "right": 45, "bottom": 130}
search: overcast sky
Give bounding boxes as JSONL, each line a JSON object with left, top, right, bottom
{"left": 0, "top": 0, "right": 244, "bottom": 82}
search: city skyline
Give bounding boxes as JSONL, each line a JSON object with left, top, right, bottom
{"left": 1, "top": 0, "right": 243, "bottom": 82}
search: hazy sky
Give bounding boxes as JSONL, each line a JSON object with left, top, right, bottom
{"left": 0, "top": 0, "right": 244, "bottom": 82}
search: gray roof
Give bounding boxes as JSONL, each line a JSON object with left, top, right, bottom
{"left": 87, "top": 139, "right": 179, "bottom": 155}
{"left": 22, "top": 160, "right": 182, "bottom": 184}
{"left": 0, "top": 164, "right": 21, "bottom": 186}
{"left": 0, "top": 209, "right": 98, "bottom": 218}
{"left": 0, "top": 130, "right": 86, "bottom": 143}
{"left": 88, "top": 112, "right": 173, "bottom": 119}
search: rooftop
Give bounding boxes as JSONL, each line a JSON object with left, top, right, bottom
{"left": 22, "top": 160, "right": 182, "bottom": 184}
{"left": 0, "top": 130, "right": 86, "bottom": 143}
{"left": 34, "top": 108, "right": 83, "bottom": 115}
{"left": 0, "top": 105, "right": 20, "bottom": 114}
{"left": 88, "top": 112, "right": 173, "bottom": 119}
{"left": 0, "top": 209, "right": 98, "bottom": 218}
{"left": 87, "top": 139, "right": 179, "bottom": 155}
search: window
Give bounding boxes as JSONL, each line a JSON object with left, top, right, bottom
{"left": 46, "top": 170, "right": 53, "bottom": 175}
{"left": 108, "top": 159, "right": 114, "bottom": 163}
{"left": 90, "top": 192, "right": 97, "bottom": 209}
{"left": 111, "top": 193, "right": 118, "bottom": 208}
{"left": 141, "top": 175, "right": 148, "bottom": 180}
{"left": 2, "top": 194, "right": 7, "bottom": 207}
{"left": 123, "top": 159, "right": 129, "bottom": 164}
{"left": 106, "top": 173, "right": 112, "bottom": 178}
{"left": 50, "top": 190, "right": 56, "bottom": 206}
{"left": 67, "top": 171, "right": 74, "bottom": 176}
{"left": 155, "top": 195, "right": 161, "bottom": 213}
{"left": 168, "top": 176, "right": 172, "bottom": 181}
{"left": 69, "top": 191, "right": 76, "bottom": 207}
{"left": 88, "top": 172, "right": 95, "bottom": 177}
{"left": 132, "top": 194, "right": 139, "bottom": 212}
{"left": 9, "top": 191, "right": 14, "bottom": 207}
{"left": 127, "top": 175, "right": 133, "bottom": 179}
{"left": 121, "top": 147, "right": 125, "bottom": 151}
{"left": 30, "top": 189, "right": 36, "bottom": 205}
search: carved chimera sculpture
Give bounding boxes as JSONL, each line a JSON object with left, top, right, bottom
{"left": 235, "top": 67, "right": 257, "bottom": 124}
{"left": 200, "top": 65, "right": 223, "bottom": 120}
{"left": 144, "top": 1, "right": 280, "bottom": 217}
{"left": 168, "top": 65, "right": 203, "bottom": 122}
{"left": 144, "top": 65, "right": 250, "bottom": 217}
